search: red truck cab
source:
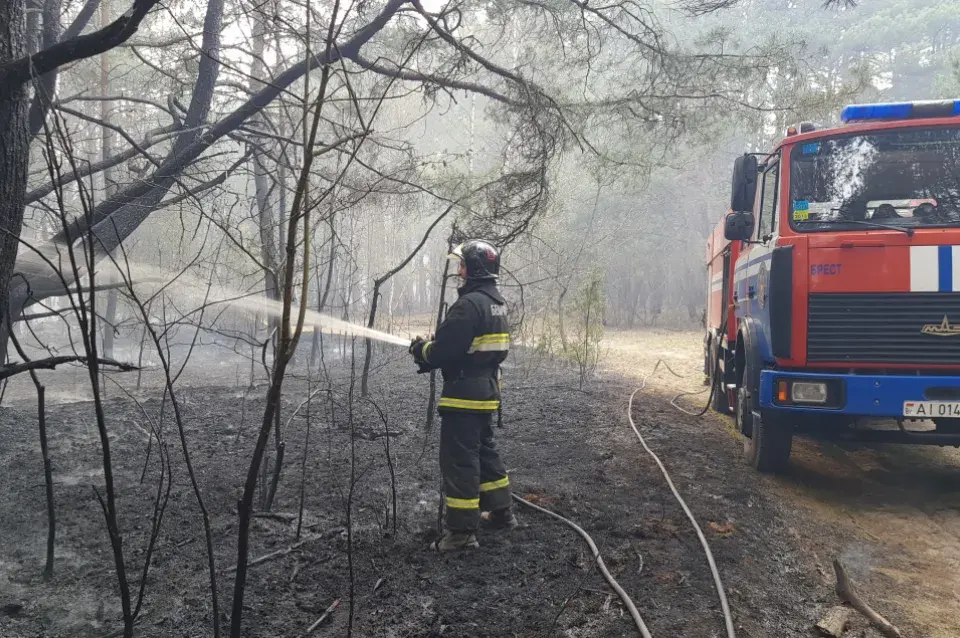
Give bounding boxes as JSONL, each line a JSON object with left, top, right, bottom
{"left": 705, "top": 100, "right": 960, "bottom": 472}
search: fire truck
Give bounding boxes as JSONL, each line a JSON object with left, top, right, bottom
{"left": 705, "top": 100, "right": 960, "bottom": 472}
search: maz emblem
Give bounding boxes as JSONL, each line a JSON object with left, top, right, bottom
{"left": 921, "top": 315, "right": 960, "bottom": 337}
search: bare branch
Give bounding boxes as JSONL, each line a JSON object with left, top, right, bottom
{"left": 28, "top": 0, "right": 64, "bottom": 135}
{"left": 48, "top": 0, "right": 409, "bottom": 251}
{"left": 155, "top": 152, "right": 251, "bottom": 209}
{"left": 349, "top": 54, "right": 522, "bottom": 106}
{"left": 312, "top": 130, "right": 371, "bottom": 157}
{"left": 0, "top": 356, "right": 139, "bottom": 380}
{"left": 24, "top": 127, "right": 173, "bottom": 204}
{"left": 0, "top": 0, "right": 162, "bottom": 95}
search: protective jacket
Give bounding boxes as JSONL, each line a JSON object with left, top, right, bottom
{"left": 421, "top": 279, "right": 509, "bottom": 412}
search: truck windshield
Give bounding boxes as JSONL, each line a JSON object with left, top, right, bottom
{"left": 789, "top": 127, "right": 960, "bottom": 231}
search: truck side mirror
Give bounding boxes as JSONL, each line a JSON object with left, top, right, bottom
{"left": 730, "top": 154, "right": 758, "bottom": 213}
{"left": 724, "top": 211, "right": 755, "bottom": 241}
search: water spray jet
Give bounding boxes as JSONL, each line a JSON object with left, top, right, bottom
{"left": 104, "top": 260, "right": 412, "bottom": 348}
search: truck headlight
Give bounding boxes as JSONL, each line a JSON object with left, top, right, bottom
{"left": 791, "top": 382, "right": 828, "bottom": 404}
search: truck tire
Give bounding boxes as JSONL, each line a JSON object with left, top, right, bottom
{"left": 709, "top": 340, "right": 730, "bottom": 414}
{"left": 743, "top": 411, "right": 793, "bottom": 473}
{"left": 739, "top": 355, "right": 792, "bottom": 472}
{"left": 934, "top": 419, "right": 960, "bottom": 434}
{"left": 734, "top": 373, "right": 753, "bottom": 437}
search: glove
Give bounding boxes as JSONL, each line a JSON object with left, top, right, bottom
{"left": 409, "top": 336, "right": 426, "bottom": 358}
{"left": 409, "top": 337, "right": 429, "bottom": 373}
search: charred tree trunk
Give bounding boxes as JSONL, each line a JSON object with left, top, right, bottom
{"left": 249, "top": 11, "right": 285, "bottom": 512}
{"left": 8, "top": 326, "right": 57, "bottom": 580}
{"left": 0, "top": 0, "right": 30, "bottom": 362}
{"left": 37, "top": 384, "right": 54, "bottom": 580}
{"left": 231, "top": 13, "right": 333, "bottom": 625}
{"left": 557, "top": 285, "right": 569, "bottom": 353}
{"left": 250, "top": 9, "right": 280, "bottom": 339}
{"left": 425, "top": 240, "right": 454, "bottom": 432}
{"left": 360, "top": 281, "right": 382, "bottom": 396}
{"left": 100, "top": 0, "right": 119, "bottom": 360}
{"left": 310, "top": 215, "right": 337, "bottom": 368}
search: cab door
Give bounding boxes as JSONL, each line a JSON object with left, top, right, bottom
{"left": 736, "top": 152, "right": 780, "bottom": 362}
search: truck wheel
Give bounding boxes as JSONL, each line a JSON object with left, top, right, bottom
{"left": 738, "top": 355, "right": 792, "bottom": 472}
{"left": 743, "top": 412, "right": 793, "bottom": 473}
{"left": 709, "top": 342, "right": 730, "bottom": 414}
{"left": 934, "top": 419, "right": 960, "bottom": 434}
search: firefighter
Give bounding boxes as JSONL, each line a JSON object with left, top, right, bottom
{"left": 409, "top": 239, "right": 517, "bottom": 552}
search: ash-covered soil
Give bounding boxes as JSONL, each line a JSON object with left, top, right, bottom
{"left": 0, "top": 346, "right": 901, "bottom": 637}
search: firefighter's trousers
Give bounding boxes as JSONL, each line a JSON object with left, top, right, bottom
{"left": 440, "top": 411, "right": 512, "bottom": 532}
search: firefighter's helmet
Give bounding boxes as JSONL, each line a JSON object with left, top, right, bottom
{"left": 449, "top": 239, "right": 500, "bottom": 280}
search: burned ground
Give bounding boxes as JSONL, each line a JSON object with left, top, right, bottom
{"left": 0, "top": 342, "right": 944, "bottom": 637}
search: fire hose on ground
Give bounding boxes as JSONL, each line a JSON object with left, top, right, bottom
{"left": 512, "top": 493, "right": 653, "bottom": 638}
{"left": 511, "top": 352, "right": 736, "bottom": 638}
{"left": 627, "top": 320, "right": 737, "bottom": 637}
{"left": 629, "top": 376, "right": 737, "bottom": 638}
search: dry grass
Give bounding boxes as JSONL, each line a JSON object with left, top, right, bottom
{"left": 599, "top": 328, "right": 705, "bottom": 394}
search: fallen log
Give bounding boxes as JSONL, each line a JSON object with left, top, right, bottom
{"left": 302, "top": 599, "right": 340, "bottom": 636}
{"left": 833, "top": 559, "right": 902, "bottom": 638}
{"left": 253, "top": 512, "right": 298, "bottom": 522}
{"left": 815, "top": 605, "right": 853, "bottom": 637}
{"left": 226, "top": 527, "right": 343, "bottom": 573}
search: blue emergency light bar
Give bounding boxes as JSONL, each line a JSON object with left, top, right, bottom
{"left": 840, "top": 99, "right": 960, "bottom": 123}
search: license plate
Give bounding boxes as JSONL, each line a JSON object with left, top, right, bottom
{"left": 903, "top": 401, "right": 960, "bottom": 418}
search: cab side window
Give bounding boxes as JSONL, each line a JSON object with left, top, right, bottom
{"left": 757, "top": 156, "right": 780, "bottom": 240}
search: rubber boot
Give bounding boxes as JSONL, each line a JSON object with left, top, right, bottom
{"left": 430, "top": 532, "right": 480, "bottom": 552}
{"left": 480, "top": 508, "right": 518, "bottom": 530}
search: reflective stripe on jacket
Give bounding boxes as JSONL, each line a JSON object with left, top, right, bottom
{"left": 421, "top": 279, "right": 509, "bottom": 413}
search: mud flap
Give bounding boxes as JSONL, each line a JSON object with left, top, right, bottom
{"left": 737, "top": 318, "right": 765, "bottom": 436}
{"left": 739, "top": 318, "right": 764, "bottom": 398}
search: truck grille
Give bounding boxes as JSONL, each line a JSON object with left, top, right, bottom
{"left": 807, "top": 293, "right": 960, "bottom": 364}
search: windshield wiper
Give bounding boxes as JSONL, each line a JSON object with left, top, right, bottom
{"left": 912, "top": 221, "right": 960, "bottom": 229}
{"left": 821, "top": 219, "right": 915, "bottom": 236}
